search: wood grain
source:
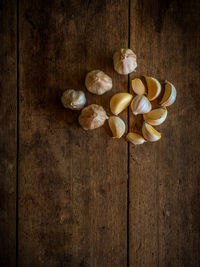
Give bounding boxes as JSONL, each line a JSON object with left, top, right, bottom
{"left": 0, "top": 0, "right": 17, "bottom": 266}
{"left": 19, "top": 0, "right": 128, "bottom": 266}
{"left": 129, "top": 0, "right": 200, "bottom": 266}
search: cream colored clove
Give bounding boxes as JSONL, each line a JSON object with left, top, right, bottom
{"left": 160, "top": 81, "right": 177, "bottom": 107}
{"left": 113, "top": 48, "right": 137, "bottom": 75}
{"left": 131, "top": 78, "right": 146, "bottom": 95}
{"left": 108, "top": 116, "right": 125, "bottom": 138}
{"left": 145, "top": 76, "right": 161, "bottom": 101}
{"left": 131, "top": 95, "right": 152, "bottom": 115}
{"left": 61, "top": 89, "right": 86, "bottom": 110}
{"left": 142, "top": 122, "right": 161, "bottom": 142}
{"left": 110, "top": 93, "right": 133, "bottom": 115}
{"left": 126, "top": 132, "right": 146, "bottom": 145}
{"left": 78, "top": 104, "right": 107, "bottom": 130}
{"left": 85, "top": 70, "right": 112, "bottom": 95}
{"left": 143, "top": 107, "right": 167, "bottom": 126}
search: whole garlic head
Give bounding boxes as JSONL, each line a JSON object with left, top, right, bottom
{"left": 78, "top": 104, "right": 107, "bottom": 130}
{"left": 113, "top": 48, "right": 137, "bottom": 75}
{"left": 131, "top": 95, "right": 152, "bottom": 115}
{"left": 61, "top": 89, "right": 86, "bottom": 110}
{"left": 85, "top": 70, "right": 112, "bottom": 95}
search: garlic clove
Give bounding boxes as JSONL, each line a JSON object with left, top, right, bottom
{"left": 113, "top": 48, "right": 137, "bottom": 75}
{"left": 142, "top": 122, "right": 161, "bottom": 142}
{"left": 126, "top": 132, "right": 146, "bottom": 145}
{"left": 143, "top": 107, "right": 167, "bottom": 126}
{"left": 61, "top": 89, "right": 86, "bottom": 110}
{"left": 85, "top": 70, "right": 112, "bottom": 95}
{"left": 145, "top": 76, "right": 161, "bottom": 101}
{"left": 131, "top": 78, "right": 146, "bottom": 95}
{"left": 108, "top": 116, "right": 125, "bottom": 138}
{"left": 131, "top": 95, "right": 152, "bottom": 115}
{"left": 110, "top": 93, "right": 133, "bottom": 115}
{"left": 78, "top": 104, "right": 107, "bottom": 130}
{"left": 160, "top": 80, "right": 177, "bottom": 107}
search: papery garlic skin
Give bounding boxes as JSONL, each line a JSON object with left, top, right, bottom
{"left": 85, "top": 70, "right": 112, "bottom": 95}
{"left": 110, "top": 93, "right": 133, "bottom": 115}
{"left": 131, "top": 95, "right": 152, "bottom": 115}
{"left": 108, "top": 116, "right": 125, "bottom": 138}
{"left": 145, "top": 76, "right": 161, "bottom": 101}
{"left": 160, "top": 81, "right": 177, "bottom": 107}
{"left": 131, "top": 78, "right": 146, "bottom": 95}
{"left": 142, "top": 122, "right": 161, "bottom": 142}
{"left": 126, "top": 132, "right": 146, "bottom": 145}
{"left": 113, "top": 48, "right": 137, "bottom": 75}
{"left": 61, "top": 89, "right": 86, "bottom": 110}
{"left": 78, "top": 104, "right": 107, "bottom": 130}
{"left": 143, "top": 107, "right": 167, "bottom": 126}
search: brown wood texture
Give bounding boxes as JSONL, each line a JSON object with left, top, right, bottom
{"left": 19, "top": 0, "right": 128, "bottom": 266}
{"left": 129, "top": 0, "right": 200, "bottom": 266}
{"left": 0, "top": 0, "right": 17, "bottom": 266}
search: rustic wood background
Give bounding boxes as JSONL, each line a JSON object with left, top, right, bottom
{"left": 0, "top": 0, "right": 200, "bottom": 266}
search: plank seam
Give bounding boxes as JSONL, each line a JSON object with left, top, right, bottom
{"left": 16, "top": 0, "right": 19, "bottom": 266}
{"left": 127, "top": 0, "right": 131, "bottom": 266}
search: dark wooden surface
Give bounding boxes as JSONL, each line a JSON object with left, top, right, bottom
{"left": 0, "top": 0, "right": 200, "bottom": 266}
{"left": 0, "top": 0, "right": 17, "bottom": 266}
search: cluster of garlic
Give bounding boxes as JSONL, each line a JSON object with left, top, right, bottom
{"left": 60, "top": 48, "right": 176, "bottom": 144}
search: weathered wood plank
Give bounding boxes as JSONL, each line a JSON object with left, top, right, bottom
{"left": 0, "top": 0, "right": 17, "bottom": 266}
{"left": 19, "top": 0, "right": 128, "bottom": 266}
{"left": 129, "top": 0, "right": 200, "bottom": 266}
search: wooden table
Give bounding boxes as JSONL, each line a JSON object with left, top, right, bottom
{"left": 1, "top": 0, "right": 200, "bottom": 266}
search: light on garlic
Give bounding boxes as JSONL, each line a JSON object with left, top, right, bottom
{"left": 126, "top": 132, "right": 146, "bottom": 145}
{"left": 113, "top": 48, "right": 137, "bottom": 75}
{"left": 85, "top": 70, "right": 112, "bottom": 95}
{"left": 142, "top": 122, "right": 161, "bottom": 142}
{"left": 131, "top": 95, "right": 152, "bottom": 115}
{"left": 61, "top": 89, "right": 86, "bottom": 110}
{"left": 143, "top": 107, "right": 167, "bottom": 126}
{"left": 108, "top": 116, "right": 125, "bottom": 138}
{"left": 110, "top": 93, "right": 133, "bottom": 115}
{"left": 160, "top": 80, "right": 177, "bottom": 107}
{"left": 145, "top": 76, "right": 161, "bottom": 101}
{"left": 131, "top": 78, "right": 146, "bottom": 95}
{"left": 78, "top": 104, "right": 107, "bottom": 130}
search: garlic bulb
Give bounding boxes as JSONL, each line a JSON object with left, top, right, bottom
{"left": 131, "top": 95, "right": 152, "bottom": 115}
{"left": 131, "top": 78, "right": 146, "bottom": 95}
{"left": 78, "top": 104, "right": 107, "bottom": 130}
{"left": 108, "top": 116, "right": 125, "bottom": 138}
{"left": 160, "top": 81, "right": 176, "bottom": 107}
{"left": 110, "top": 93, "right": 133, "bottom": 115}
{"left": 113, "top": 48, "right": 137, "bottom": 75}
{"left": 143, "top": 107, "right": 167, "bottom": 126}
{"left": 61, "top": 89, "right": 86, "bottom": 110}
{"left": 85, "top": 70, "right": 112, "bottom": 95}
{"left": 126, "top": 132, "right": 146, "bottom": 145}
{"left": 145, "top": 76, "right": 161, "bottom": 101}
{"left": 142, "top": 122, "right": 161, "bottom": 142}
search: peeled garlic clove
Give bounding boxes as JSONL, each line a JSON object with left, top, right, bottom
{"left": 113, "top": 48, "right": 137, "bottom": 75}
{"left": 78, "top": 104, "right": 107, "bottom": 130}
{"left": 131, "top": 95, "right": 152, "bottom": 115}
{"left": 145, "top": 76, "right": 161, "bottom": 101}
{"left": 142, "top": 122, "right": 161, "bottom": 142}
{"left": 110, "top": 93, "right": 133, "bottom": 115}
{"left": 61, "top": 89, "right": 86, "bottom": 110}
{"left": 160, "top": 81, "right": 177, "bottom": 107}
{"left": 143, "top": 107, "right": 167, "bottom": 126}
{"left": 108, "top": 116, "right": 125, "bottom": 138}
{"left": 85, "top": 70, "right": 112, "bottom": 95}
{"left": 131, "top": 78, "right": 146, "bottom": 95}
{"left": 126, "top": 132, "right": 146, "bottom": 145}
